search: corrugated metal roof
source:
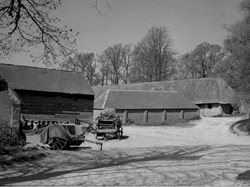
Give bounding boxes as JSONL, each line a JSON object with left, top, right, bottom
{"left": 0, "top": 64, "right": 94, "bottom": 95}
{"left": 92, "top": 78, "right": 237, "bottom": 105}
{"left": 95, "top": 90, "right": 198, "bottom": 110}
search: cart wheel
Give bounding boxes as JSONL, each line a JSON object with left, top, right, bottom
{"left": 48, "top": 137, "right": 68, "bottom": 150}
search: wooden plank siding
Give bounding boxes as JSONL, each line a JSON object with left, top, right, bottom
{"left": 15, "top": 90, "right": 94, "bottom": 116}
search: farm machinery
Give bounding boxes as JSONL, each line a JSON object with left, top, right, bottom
{"left": 20, "top": 111, "right": 123, "bottom": 150}
{"left": 40, "top": 120, "right": 103, "bottom": 150}
{"left": 95, "top": 112, "right": 123, "bottom": 140}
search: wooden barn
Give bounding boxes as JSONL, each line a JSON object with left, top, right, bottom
{"left": 94, "top": 90, "right": 199, "bottom": 123}
{"left": 0, "top": 64, "right": 94, "bottom": 122}
{"left": 0, "top": 76, "right": 21, "bottom": 129}
{"left": 93, "top": 78, "right": 237, "bottom": 117}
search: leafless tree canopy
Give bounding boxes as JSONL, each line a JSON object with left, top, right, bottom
{"left": 60, "top": 53, "right": 100, "bottom": 86}
{"left": 222, "top": 0, "right": 250, "bottom": 101}
{"left": 0, "top": 0, "right": 77, "bottom": 65}
{"left": 177, "top": 42, "right": 226, "bottom": 79}
{"left": 131, "top": 26, "right": 176, "bottom": 82}
{"left": 99, "top": 44, "right": 132, "bottom": 85}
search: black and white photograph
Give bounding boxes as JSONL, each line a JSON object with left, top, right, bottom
{"left": 0, "top": 0, "right": 250, "bottom": 186}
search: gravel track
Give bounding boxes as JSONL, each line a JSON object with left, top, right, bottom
{"left": 1, "top": 116, "right": 250, "bottom": 186}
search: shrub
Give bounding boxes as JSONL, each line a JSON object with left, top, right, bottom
{"left": 236, "top": 119, "right": 250, "bottom": 134}
{"left": 0, "top": 126, "right": 26, "bottom": 147}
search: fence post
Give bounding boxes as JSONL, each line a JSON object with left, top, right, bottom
{"left": 123, "top": 110, "right": 128, "bottom": 124}
{"left": 162, "top": 110, "right": 166, "bottom": 122}
{"left": 144, "top": 110, "right": 148, "bottom": 123}
{"left": 180, "top": 110, "right": 184, "bottom": 119}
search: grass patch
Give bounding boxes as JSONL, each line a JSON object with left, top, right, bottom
{"left": 0, "top": 145, "right": 47, "bottom": 166}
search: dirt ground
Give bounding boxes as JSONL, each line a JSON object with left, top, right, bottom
{"left": 1, "top": 116, "right": 250, "bottom": 186}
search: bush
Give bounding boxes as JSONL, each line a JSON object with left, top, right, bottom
{"left": 236, "top": 119, "right": 250, "bottom": 134}
{"left": 0, "top": 126, "right": 26, "bottom": 147}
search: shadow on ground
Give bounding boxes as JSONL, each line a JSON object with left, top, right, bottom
{"left": 0, "top": 145, "right": 209, "bottom": 185}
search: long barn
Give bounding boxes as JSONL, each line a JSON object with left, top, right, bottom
{"left": 0, "top": 64, "right": 94, "bottom": 122}
{"left": 95, "top": 90, "right": 199, "bottom": 123}
{"left": 93, "top": 78, "right": 237, "bottom": 117}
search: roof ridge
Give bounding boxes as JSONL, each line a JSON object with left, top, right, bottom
{"left": 94, "top": 91, "right": 106, "bottom": 102}
{"left": 102, "top": 89, "right": 110, "bottom": 109}
{"left": 0, "top": 63, "right": 84, "bottom": 75}
{"left": 109, "top": 89, "right": 179, "bottom": 93}
{"left": 0, "top": 63, "right": 94, "bottom": 95}
{"left": 92, "top": 77, "right": 221, "bottom": 88}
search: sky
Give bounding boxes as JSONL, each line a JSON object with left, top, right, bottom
{"left": 3, "top": 0, "right": 243, "bottom": 68}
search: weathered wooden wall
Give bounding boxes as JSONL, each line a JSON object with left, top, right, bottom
{"left": 16, "top": 90, "right": 94, "bottom": 120}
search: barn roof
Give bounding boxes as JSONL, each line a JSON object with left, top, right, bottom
{"left": 0, "top": 64, "right": 94, "bottom": 95}
{"left": 94, "top": 90, "right": 198, "bottom": 110}
{"left": 92, "top": 78, "right": 237, "bottom": 105}
{"left": 0, "top": 76, "right": 22, "bottom": 104}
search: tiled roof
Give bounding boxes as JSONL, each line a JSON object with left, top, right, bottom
{"left": 94, "top": 90, "right": 198, "bottom": 110}
{"left": 0, "top": 64, "right": 94, "bottom": 95}
{"left": 93, "top": 78, "right": 237, "bottom": 105}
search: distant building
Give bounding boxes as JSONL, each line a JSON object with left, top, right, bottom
{"left": 93, "top": 78, "right": 237, "bottom": 117}
{"left": 94, "top": 90, "right": 199, "bottom": 123}
{"left": 0, "top": 64, "right": 94, "bottom": 122}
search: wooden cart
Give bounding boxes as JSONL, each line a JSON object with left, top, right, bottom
{"left": 95, "top": 115, "right": 123, "bottom": 140}
{"left": 40, "top": 122, "right": 103, "bottom": 150}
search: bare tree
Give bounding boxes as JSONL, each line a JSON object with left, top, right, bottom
{"left": 132, "top": 26, "right": 176, "bottom": 83}
{"left": 101, "top": 43, "right": 126, "bottom": 84}
{"left": 60, "top": 53, "right": 99, "bottom": 86}
{"left": 119, "top": 44, "right": 132, "bottom": 84}
{"left": 223, "top": 0, "right": 250, "bottom": 109}
{"left": 0, "top": 0, "right": 78, "bottom": 65}
{"left": 97, "top": 54, "right": 111, "bottom": 85}
{"left": 0, "top": 0, "right": 111, "bottom": 65}
{"left": 179, "top": 42, "right": 226, "bottom": 78}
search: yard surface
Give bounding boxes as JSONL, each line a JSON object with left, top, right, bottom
{"left": 1, "top": 116, "right": 250, "bottom": 186}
